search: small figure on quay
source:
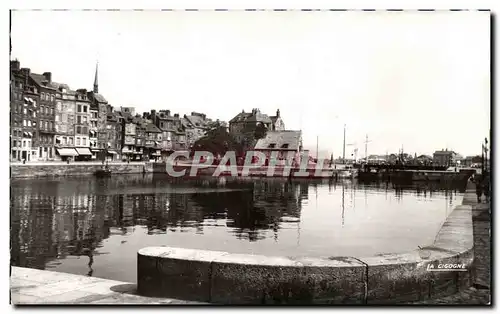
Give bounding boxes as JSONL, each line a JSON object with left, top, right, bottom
{"left": 475, "top": 179, "right": 483, "bottom": 203}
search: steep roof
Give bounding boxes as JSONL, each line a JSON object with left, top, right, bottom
{"left": 30, "top": 73, "right": 57, "bottom": 90}
{"left": 145, "top": 123, "right": 161, "bottom": 133}
{"left": 93, "top": 93, "right": 107, "bottom": 103}
{"left": 246, "top": 111, "right": 272, "bottom": 124}
{"left": 185, "top": 115, "right": 210, "bottom": 129}
{"left": 254, "top": 130, "right": 302, "bottom": 151}
{"left": 229, "top": 112, "right": 252, "bottom": 123}
{"left": 229, "top": 110, "right": 272, "bottom": 124}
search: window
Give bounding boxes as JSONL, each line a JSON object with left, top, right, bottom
{"left": 23, "top": 120, "right": 26, "bottom": 126}
{"left": 50, "top": 108, "right": 54, "bottom": 115}
{"left": 83, "top": 116, "right": 88, "bottom": 123}
{"left": 41, "top": 93, "right": 45, "bottom": 100}
{"left": 33, "top": 121, "right": 37, "bottom": 127}
{"left": 63, "top": 137, "right": 67, "bottom": 145}
{"left": 33, "top": 111, "right": 36, "bottom": 118}
{"left": 82, "top": 138, "right": 86, "bottom": 145}
{"left": 76, "top": 137, "right": 81, "bottom": 145}
{"left": 55, "top": 115, "right": 59, "bottom": 122}
{"left": 76, "top": 126, "right": 81, "bottom": 134}
{"left": 77, "top": 105, "right": 82, "bottom": 113}
{"left": 40, "top": 106, "right": 44, "bottom": 114}
{"left": 77, "top": 116, "right": 82, "bottom": 124}
{"left": 268, "top": 143, "right": 276, "bottom": 148}
{"left": 281, "top": 144, "right": 289, "bottom": 149}
{"left": 23, "top": 108, "right": 27, "bottom": 115}
{"left": 51, "top": 94, "right": 55, "bottom": 102}
{"left": 83, "top": 106, "right": 88, "bottom": 113}
{"left": 69, "top": 137, "right": 73, "bottom": 145}
{"left": 82, "top": 127, "right": 88, "bottom": 134}
{"left": 49, "top": 122, "right": 53, "bottom": 130}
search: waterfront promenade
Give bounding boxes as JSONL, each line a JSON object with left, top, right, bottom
{"left": 411, "top": 182, "right": 491, "bottom": 305}
{"left": 10, "top": 267, "right": 204, "bottom": 305}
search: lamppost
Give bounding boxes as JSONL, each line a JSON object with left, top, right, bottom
{"left": 483, "top": 137, "right": 489, "bottom": 177}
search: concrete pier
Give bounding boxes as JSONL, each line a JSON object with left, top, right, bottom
{"left": 10, "top": 267, "right": 204, "bottom": 305}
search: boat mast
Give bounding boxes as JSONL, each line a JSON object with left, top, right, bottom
{"left": 342, "top": 124, "right": 346, "bottom": 164}
{"left": 316, "top": 135, "right": 319, "bottom": 162}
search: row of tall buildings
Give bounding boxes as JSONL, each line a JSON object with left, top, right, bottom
{"left": 10, "top": 59, "right": 305, "bottom": 163}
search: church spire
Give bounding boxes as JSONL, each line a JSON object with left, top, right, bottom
{"left": 93, "top": 62, "right": 99, "bottom": 93}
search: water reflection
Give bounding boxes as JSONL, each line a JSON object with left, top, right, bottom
{"left": 10, "top": 175, "right": 465, "bottom": 279}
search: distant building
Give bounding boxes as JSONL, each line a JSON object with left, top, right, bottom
{"left": 253, "top": 130, "right": 303, "bottom": 166}
{"left": 269, "top": 109, "right": 285, "bottom": 131}
{"left": 181, "top": 112, "right": 212, "bottom": 148}
{"left": 10, "top": 60, "right": 40, "bottom": 162}
{"left": 144, "top": 122, "right": 162, "bottom": 161}
{"left": 147, "top": 110, "right": 187, "bottom": 158}
{"left": 87, "top": 64, "right": 109, "bottom": 159}
{"left": 31, "top": 69, "right": 59, "bottom": 161}
{"left": 417, "top": 154, "right": 433, "bottom": 165}
{"left": 229, "top": 108, "right": 285, "bottom": 146}
{"left": 433, "top": 149, "right": 458, "bottom": 167}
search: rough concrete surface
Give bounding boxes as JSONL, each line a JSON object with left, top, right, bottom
{"left": 10, "top": 267, "right": 205, "bottom": 305}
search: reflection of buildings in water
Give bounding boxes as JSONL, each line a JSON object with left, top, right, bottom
{"left": 10, "top": 189, "right": 54, "bottom": 270}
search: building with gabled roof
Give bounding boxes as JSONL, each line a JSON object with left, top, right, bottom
{"left": 229, "top": 108, "right": 285, "bottom": 145}
{"left": 254, "top": 130, "right": 303, "bottom": 166}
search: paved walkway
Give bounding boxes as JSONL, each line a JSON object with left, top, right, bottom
{"left": 411, "top": 183, "right": 491, "bottom": 305}
{"left": 10, "top": 267, "right": 204, "bottom": 305}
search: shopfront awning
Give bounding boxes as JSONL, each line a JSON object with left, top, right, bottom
{"left": 57, "top": 148, "right": 78, "bottom": 157}
{"left": 91, "top": 148, "right": 101, "bottom": 152}
{"left": 107, "top": 150, "right": 117, "bottom": 155}
{"left": 75, "top": 147, "right": 92, "bottom": 156}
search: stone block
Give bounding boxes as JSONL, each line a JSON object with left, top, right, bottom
{"left": 137, "top": 247, "right": 227, "bottom": 302}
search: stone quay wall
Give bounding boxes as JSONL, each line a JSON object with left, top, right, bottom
{"left": 137, "top": 182, "right": 475, "bottom": 304}
{"left": 10, "top": 162, "right": 151, "bottom": 179}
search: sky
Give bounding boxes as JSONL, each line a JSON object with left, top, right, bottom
{"left": 10, "top": 10, "right": 490, "bottom": 158}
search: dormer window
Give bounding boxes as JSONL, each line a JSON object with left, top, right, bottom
{"left": 281, "top": 144, "right": 289, "bottom": 149}
{"left": 268, "top": 143, "right": 276, "bottom": 148}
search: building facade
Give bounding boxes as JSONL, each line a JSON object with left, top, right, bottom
{"left": 54, "top": 85, "right": 78, "bottom": 161}
{"left": 30, "top": 70, "right": 59, "bottom": 161}
{"left": 229, "top": 108, "right": 284, "bottom": 147}
{"left": 10, "top": 61, "right": 40, "bottom": 162}
{"left": 144, "top": 123, "right": 162, "bottom": 161}
{"left": 433, "top": 149, "right": 458, "bottom": 167}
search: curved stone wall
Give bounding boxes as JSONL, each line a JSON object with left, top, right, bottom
{"left": 137, "top": 190, "right": 474, "bottom": 304}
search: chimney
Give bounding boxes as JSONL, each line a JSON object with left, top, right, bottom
{"left": 202, "top": 114, "right": 206, "bottom": 120}
{"left": 151, "top": 110, "right": 156, "bottom": 124}
{"left": 166, "top": 110, "right": 171, "bottom": 116}
{"left": 10, "top": 60, "right": 20, "bottom": 71}
{"left": 191, "top": 112, "right": 196, "bottom": 116}
{"left": 43, "top": 72, "right": 52, "bottom": 83}
{"left": 174, "top": 113, "right": 179, "bottom": 118}
{"left": 20, "top": 68, "right": 30, "bottom": 76}
{"left": 276, "top": 109, "right": 280, "bottom": 117}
